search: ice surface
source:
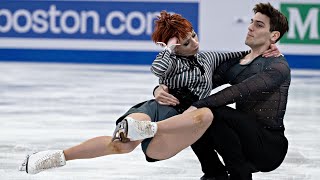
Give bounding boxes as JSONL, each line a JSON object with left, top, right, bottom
{"left": 0, "top": 62, "right": 319, "bottom": 180}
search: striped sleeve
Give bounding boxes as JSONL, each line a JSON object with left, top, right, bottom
{"left": 200, "top": 50, "right": 250, "bottom": 70}
{"left": 150, "top": 49, "right": 175, "bottom": 78}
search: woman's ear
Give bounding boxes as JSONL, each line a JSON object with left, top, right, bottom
{"left": 270, "top": 31, "right": 280, "bottom": 43}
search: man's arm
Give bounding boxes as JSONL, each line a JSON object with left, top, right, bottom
{"left": 200, "top": 51, "right": 249, "bottom": 71}
{"left": 192, "top": 59, "right": 290, "bottom": 109}
{"left": 201, "top": 44, "right": 281, "bottom": 72}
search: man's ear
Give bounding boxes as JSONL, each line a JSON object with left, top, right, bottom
{"left": 270, "top": 31, "right": 280, "bottom": 43}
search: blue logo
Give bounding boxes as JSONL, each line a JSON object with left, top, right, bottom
{"left": 0, "top": 1, "right": 199, "bottom": 40}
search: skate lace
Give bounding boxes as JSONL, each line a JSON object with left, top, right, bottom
{"left": 135, "top": 121, "right": 155, "bottom": 137}
{"left": 35, "top": 151, "right": 63, "bottom": 170}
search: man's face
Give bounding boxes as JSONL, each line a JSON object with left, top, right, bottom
{"left": 175, "top": 31, "right": 199, "bottom": 56}
{"left": 245, "top": 12, "right": 272, "bottom": 48}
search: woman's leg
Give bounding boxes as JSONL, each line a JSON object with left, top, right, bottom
{"left": 20, "top": 113, "right": 151, "bottom": 174}
{"left": 63, "top": 136, "right": 141, "bottom": 160}
{"left": 64, "top": 113, "right": 151, "bottom": 161}
{"left": 146, "top": 108, "right": 213, "bottom": 160}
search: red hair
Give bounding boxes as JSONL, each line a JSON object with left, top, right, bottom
{"left": 152, "top": 11, "right": 193, "bottom": 44}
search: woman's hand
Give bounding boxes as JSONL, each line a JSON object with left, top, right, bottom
{"left": 167, "top": 37, "right": 181, "bottom": 53}
{"left": 156, "top": 37, "right": 180, "bottom": 53}
{"left": 262, "top": 44, "right": 283, "bottom": 57}
{"left": 154, "top": 84, "right": 180, "bottom": 106}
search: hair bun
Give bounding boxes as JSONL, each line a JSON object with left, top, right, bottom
{"left": 160, "top": 11, "right": 171, "bottom": 20}
{"left": 152, "top": 10, "right": 193, "bottom": 45}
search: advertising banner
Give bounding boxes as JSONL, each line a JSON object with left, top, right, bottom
{"left": 281, "top": 3, "right": 319, "bottom": 45}
{"left": 0, "top": 0, "right": 199, "bottom": 64}
{"left": 199, "top": 0, "right": 319, "bottom": 69}
{"left": 280, "top": 2, "right": 320, "bottom": 69}
{"left": 0, "top": 0, "right": 319, "bottom": 69}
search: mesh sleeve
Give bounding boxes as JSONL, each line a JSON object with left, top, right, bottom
{"left": 193, "top": 60, "right": 290, "bottom": 108}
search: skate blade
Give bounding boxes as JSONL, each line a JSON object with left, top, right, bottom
{"left": 112, "top": 120, "right": 130, "bottom": 143}
{"left": 18, "top": 154, "right": 29, "bottom": 172}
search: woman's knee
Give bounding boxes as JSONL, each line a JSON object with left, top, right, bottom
{"left": 194, "top": 107, "right": 214, "bottom": 126}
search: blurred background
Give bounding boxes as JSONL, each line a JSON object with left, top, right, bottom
{"left": 0, "top": 0, "right": 319, "bottom": 67}
{"left": 0, "top": 0, "right": 319, "bottom": 179}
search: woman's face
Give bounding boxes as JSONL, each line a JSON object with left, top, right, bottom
{"left": 175, "top": 31, "right": 199, "bottom": 56}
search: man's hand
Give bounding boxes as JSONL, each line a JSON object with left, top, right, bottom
{"left": 154, "top": 84, "right": 180, "bottom": 106}
{"left": 262, "top": 44, "right": 282, "bottom": 57}
{"left": 183, "top": 106, "right": 198, "bottom": 114}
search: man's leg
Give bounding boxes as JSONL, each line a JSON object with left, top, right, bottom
{"left": 208, "top": 106, "right": 288, "bottom": 180}
{"left": 191, "top": 129, "right": 228, "bottom": 180}
{"left": 210, "top": 119, "right": 252, "bottom": 180}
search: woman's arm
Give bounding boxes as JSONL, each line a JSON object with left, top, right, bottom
{"left": 150, "top": 37, "right": 180, "bottom": 78}
{"left": 150, "top": 50, "right": 175, "bottom": 78}
{"left": 153, "top": 84, "right": 180, "bottom": 106}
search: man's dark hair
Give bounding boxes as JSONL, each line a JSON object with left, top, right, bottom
{"left": 253, "top": 2, "right": 289, "bottom": 42}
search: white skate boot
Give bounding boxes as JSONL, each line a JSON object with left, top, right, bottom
{"left": 19, "top": 150, "right": 66, "bottom": 174}
{"left": 112, "top": 117, "right": 158, "bottom": 142}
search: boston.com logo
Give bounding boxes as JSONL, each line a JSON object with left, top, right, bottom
{"left": 0, "top": 4, "right": 163, "bottom": 39}
{"left": 281, "top": 3, "right": 319, "bottom": 45}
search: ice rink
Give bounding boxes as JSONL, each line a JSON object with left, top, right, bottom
{"left": 0, "top": 62, "right": 319, "bottom": 180}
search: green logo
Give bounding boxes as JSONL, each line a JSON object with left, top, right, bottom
{"left": 280, "top": 3, "right": 319, "bottom": 44}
